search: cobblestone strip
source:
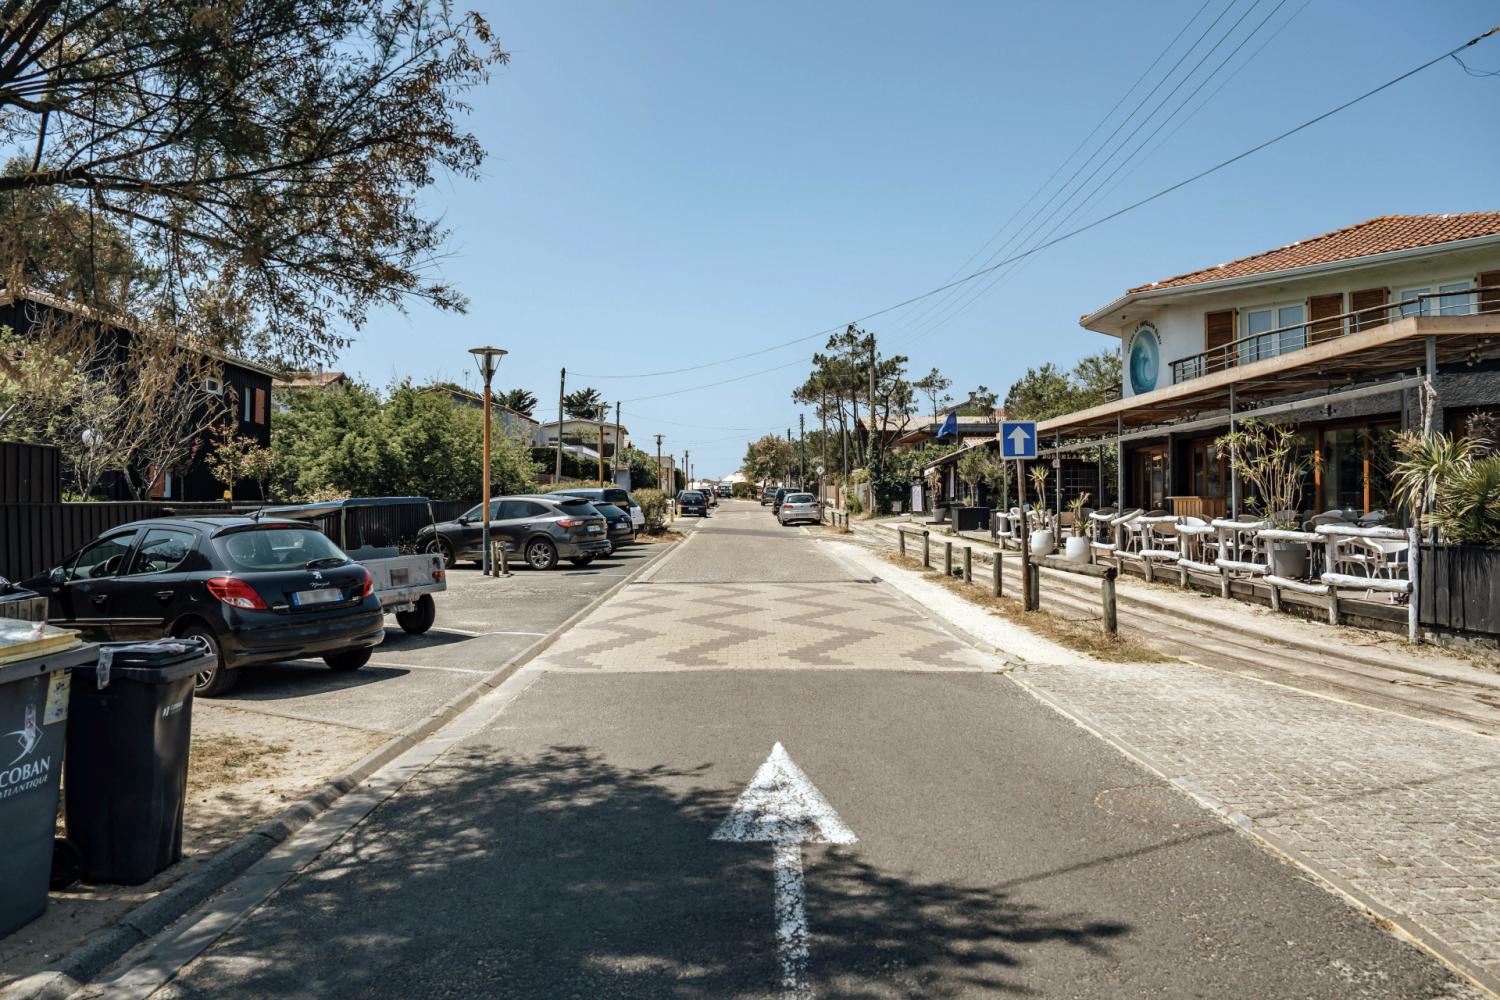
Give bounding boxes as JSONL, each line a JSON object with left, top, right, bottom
{"left": 1021, "top": 658, "right": 1500, "bottom": 983}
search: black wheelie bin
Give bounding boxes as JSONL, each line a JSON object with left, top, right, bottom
{"left": 65, "top": 638, "right": 212, "bottom": 885}
{"left": 0, "top": 626, "right": 95, "bottom": 937}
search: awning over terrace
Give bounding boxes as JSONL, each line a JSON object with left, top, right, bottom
{"left": 1037, "top": 312, "right": 1500, "bottom": 448}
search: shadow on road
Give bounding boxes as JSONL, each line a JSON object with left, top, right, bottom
{"left": 166, "top": 745, "right": 1130, "bottom": 998}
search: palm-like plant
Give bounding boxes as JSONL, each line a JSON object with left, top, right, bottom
{"left": 1391, "top": 425, "right": 1500, "bottom": 545}
{"left": 497, "top": 388, "right": 537, "bottom": 415}
{"left": 1390, "top": 431, "right": 1478, "bottom": 518}
{"left": 1428, "top": 457, "right": 1500, "bottom": 546}
{"left": 563, "top": 387, "right": 605, "bottom": 420}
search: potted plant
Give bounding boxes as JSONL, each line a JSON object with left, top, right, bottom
{"left": 1064, "top": 491, "right": 1092, "bottom": 563}
{"left": 1215, "top": 420, "right": 1312, "bottom": 577}
{"left": 952, "top": 447, "right": 994, "bottom": 532}
{"left": 1027, "top": 465, "right": 1055, "bottom": 556}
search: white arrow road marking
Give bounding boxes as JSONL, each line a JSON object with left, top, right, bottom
{"left": 713, "top": 743, "right": 856, "bottom": 1000}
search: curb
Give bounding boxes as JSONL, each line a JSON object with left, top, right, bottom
{"left": 1, "top": 540, "right": 678, "bottom": 1000}
{"left": 1007, "top": 674, "right": 1500, "bottom": 1000}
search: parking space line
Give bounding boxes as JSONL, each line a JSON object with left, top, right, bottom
{"left": 365, "top": 661, "right": 489, "bottom": 674}
{"left": 433, "top": 627, "right": 550, "bottom": 638}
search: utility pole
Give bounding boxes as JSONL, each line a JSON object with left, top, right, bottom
{"left": 594, "top": 406, "right": 605, "bottom": 487}
{"left": 684, "top": 451, "right": 690, "bottom": 492}
{"left": 820, "top": 392, "right": 829, "bottom": 505}
{"left": 798, "top": 413, "right": 806, "bottom": 492}
{"left": 555, "top": 367, "right": 566, "bottom": 484}
{"left": 655, "top": 433, "right": 664, "bottom": 490}
{"left": 866, "top": 331, "right": 877, "bottom": 512}
{"left": 614, "top": 401, "right": 622, "bottom": 488}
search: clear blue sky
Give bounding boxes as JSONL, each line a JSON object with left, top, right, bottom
{"left": 342, "top": 1, "right": 1500, "bottom": 479}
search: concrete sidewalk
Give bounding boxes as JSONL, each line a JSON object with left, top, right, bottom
{"left": 823, "top": 527, "right": 1500, "bottom": 995}
{"left": 854, "top": 516, "right": 1500, "bottom": 733}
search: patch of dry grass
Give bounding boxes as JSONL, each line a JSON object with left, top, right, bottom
{"left": 874, "top": 550, "right": 1172, "bottom": 663}
{"left": 633, "top": 530, "right": 685, "bottom": 545}
{"left": 189, "top": 733, "right": 291, "bottom": 786}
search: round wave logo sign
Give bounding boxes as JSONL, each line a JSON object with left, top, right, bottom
{"left": 1128, "top": 322, "right": 1160, "bottom": 394}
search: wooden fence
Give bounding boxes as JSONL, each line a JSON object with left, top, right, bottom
{"left": 1420, "top": 543, "right": 1500, "bottom": 636}
{"left": 0, "top": 441, "right": 60, "bottom": 503}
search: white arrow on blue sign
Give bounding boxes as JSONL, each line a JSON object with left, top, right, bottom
{"left": 1000, "top": 420, "right": 1038, "bottom": 459}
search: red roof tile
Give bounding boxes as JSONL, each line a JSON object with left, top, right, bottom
{"left": 1127, "top": 213, "right": 1500, "bottom": 294}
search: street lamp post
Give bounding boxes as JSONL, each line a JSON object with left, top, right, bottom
{"left": 469, "top": 346, "right": 508, "bottom": 575}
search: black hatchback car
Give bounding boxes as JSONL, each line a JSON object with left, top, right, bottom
{"left": 23, "top": 516, "right": 385, "bottom": 697}
{"left": 418, "top": 495, "right": 610, "bottom": 570}
{"left": 677, "top": 491, "right": 709, "bottom": 516}
{"left": 592, "top": 501, "right": 635, "bottom": 552}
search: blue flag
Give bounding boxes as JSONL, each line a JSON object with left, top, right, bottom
{"left": 936, "top": 410, "right": 958, "bottom": 440}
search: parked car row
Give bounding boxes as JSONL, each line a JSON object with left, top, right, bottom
{"left": 21, "top": 490, "right": 644, "bottom": 699}
{"left": 419, "top": 490, "right": 644, "bottom": 570}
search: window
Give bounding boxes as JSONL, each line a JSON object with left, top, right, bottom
{"left": 241, "top": 388, "right": 253, "bottom": 423}
{"left": 127, "top": 528, "right": 195, "bottom": 575}
{"left": 203, "top": 376, "right": 224, "bottom": 396}
{"left": 1438, "top": 281, "right": 1474, "bottom": 316}
{"left": 1242, "top": 304, "right": 1305, "bottom": 361}
{"left": 1398, "top": 287, "right": 1431, "bottom": 318}
{"left": 218, "top": 528, "right": 346, "bottom": 570}
{"left": 502, "top": 500, "right": 546, "bottom": 519}
{"left": 64, "top": 533, "right": 137, "bottom": 581}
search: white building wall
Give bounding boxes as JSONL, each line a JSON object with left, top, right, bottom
{"left": 1099, "top": 245, "right": 1500, "bottom": 398}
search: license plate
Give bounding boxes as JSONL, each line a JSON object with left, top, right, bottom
{"left": 390, "top": 568, "right": 409, "bottom": 587}
{"left": 292, "top": 588, "right": 343, "bottom": 607}
{"left": 587, "top": 525, "right": 602, "bottom": 533}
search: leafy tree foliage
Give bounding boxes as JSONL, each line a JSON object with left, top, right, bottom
{"left": 0, "top": 0, "right": 506, "bottom": 370}
{"left": 270, "top": 378, "right": 538, "bottom": 501}
{"left": 563, "top": 387, "right": 606, "bottom": 420}
{"left": 498, "top": 388, "right": 538, "bottom": 415}
{"left": 1003, "top": 351, "right": 1120, "bottom": 420}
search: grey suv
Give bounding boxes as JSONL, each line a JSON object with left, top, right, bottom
{"left": 418, "top": 495, "right": 610, "bottom": 570}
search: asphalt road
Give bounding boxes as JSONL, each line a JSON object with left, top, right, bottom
{"left": 146, "top": 500, "right": 1473, "bottom": 999}
{"left": 201, "top": 534, "right": 677, "bottom": 736}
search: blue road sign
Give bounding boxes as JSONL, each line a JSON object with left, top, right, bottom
{"left": 1000, "top": 420, "right": 1038, "bottom": 459}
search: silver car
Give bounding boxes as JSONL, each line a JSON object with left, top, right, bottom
{"left": 777, "top": 493, "right": 821, "bottom": 526}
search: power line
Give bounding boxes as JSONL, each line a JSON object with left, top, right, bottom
{"left": 625, "top": 21, "right": 1499, "bottom": 404}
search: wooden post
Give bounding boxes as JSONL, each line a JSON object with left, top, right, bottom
{"left": 1407, "top": 525, "right": 1420, "bottom": 644}
{"left": 499, "top": 541, "right": 510, "bottom": 576}
{"left": 1102, "top": 570, "right": 1117, "bottom": 635}
{"left": 991, "top": 551, "right": 1002, "bottom": 597}
{"left": 1028, "top": 562, "right": 1040, "bottom": 610}
{"left": 1017, "top": 459, "right": 1033, "bottom": 612}
{"left": 922, "top": 530, "right": 930, "bottom": 568}
{"left": 898, "top": 529, "right": 906, "bottom": 558}
{"left": 1327, "top": 588, "right": 1340, "bottom": 626}
{"left": 943, "top": 541, "right": 953, "bottom": 577}
{"left": 1324, "top": 533, "right": 1339, "bottom": 624}
{"left": 962, "top": 545, "right": 972, "bottom": 583}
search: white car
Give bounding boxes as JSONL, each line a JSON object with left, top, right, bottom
{"left": 777, "top": 493, "right": 821, "bottom": 526}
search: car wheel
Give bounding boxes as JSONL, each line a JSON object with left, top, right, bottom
{"left": 425, "top": 537, "right": 456, "bottom": 569}
{"left": 568, "top": 556, "right": 595, "bottom": 567}
{"left": 324, "top": 647, "right": 372, "bottom": 671}
{"left": 525, "top": 538, "right": 559, "bottom": 571}
{"left": 396, "top": 594, "right": 436, "bottom": 635}
{"left": 179, "top": 622, "right": 237, "bottom": 697}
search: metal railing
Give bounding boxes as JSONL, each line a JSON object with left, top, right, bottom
{"left": 1168, "top": 286, "right": 1500, "bottom": 385}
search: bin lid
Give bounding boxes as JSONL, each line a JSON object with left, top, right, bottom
{"left": 76, "top": 639, "right": 214, "bottom": 684}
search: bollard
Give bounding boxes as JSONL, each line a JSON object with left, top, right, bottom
{"left": 499, "top": 542, "right": 510, "bottom": 577}
{"left": 962, "top": 545, "right": 972, "bottom": 583}
{"left": 922, "top": 530, "right": 930, "bottom": 568}
{"left": 898, "top": 529, "right": 906, "bottom": 558}
{"left": 991, "top": 552, "right": 1002, "bottom": 597}
{"left": 1027, "top": 563, "right": 1040, "bottom": 610}
{"left": 943, "top": 541, "right": 953, "bottom": 577}
{"left": 1102, "top": 571, "right": 1117, "bottom": 635}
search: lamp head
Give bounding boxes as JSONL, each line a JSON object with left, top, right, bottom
{"left": 467, "top": 346, "right": 508, "bottom": 382}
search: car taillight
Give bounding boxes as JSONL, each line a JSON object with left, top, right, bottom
{"left": 206, "top": 577, "right": 268, "bottom": 610}
{"left": 432, "top": 570, "right": 444, "bottom": 582}
{"left": 556, "top": 518, "right": 584, "bottom": 528}
{"left": 359, "top": 567, "right": 374, "bottom": 597}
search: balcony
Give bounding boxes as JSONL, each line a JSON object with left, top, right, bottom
{"left": 1169, "top": 286, "right": 1500, "bottom": 385}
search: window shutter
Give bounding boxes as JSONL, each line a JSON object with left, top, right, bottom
{"left": 1308, "top": 293, "right": 1344, "bottom": 343}
{"left": 1350, "top": 288, "right": 1389, "bottom": 331}
{"left": 254, "top": 387, "right": 266, "bottom": 424}
{"left": 1479, "top": 270, "right": 1500, "bottom": 318}
{"left": 1204, "top": 310, "right": 1236, "bottom": 372}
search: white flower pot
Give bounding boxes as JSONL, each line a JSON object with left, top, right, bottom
{"left": 1063, "top": 536, "right": 1091, "bottom": 563}
{"left": 1030, "top": 529, "right": 1055, "bottom": 557}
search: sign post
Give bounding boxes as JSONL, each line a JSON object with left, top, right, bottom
{"left": 1001, "top": 422, "right": 1038, "bottom": 612}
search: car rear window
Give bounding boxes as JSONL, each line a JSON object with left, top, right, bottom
{"left": 556, "top": 497, "right": 600, "bottom": 514}
{"left": 216, "top": 527, "right": 348, "bottom": 570}
{"left": 681, "top": 492, "right": 703, "bottom": 501}
{"left": 786, "top": 494, "right": 814, "bottom": 503}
